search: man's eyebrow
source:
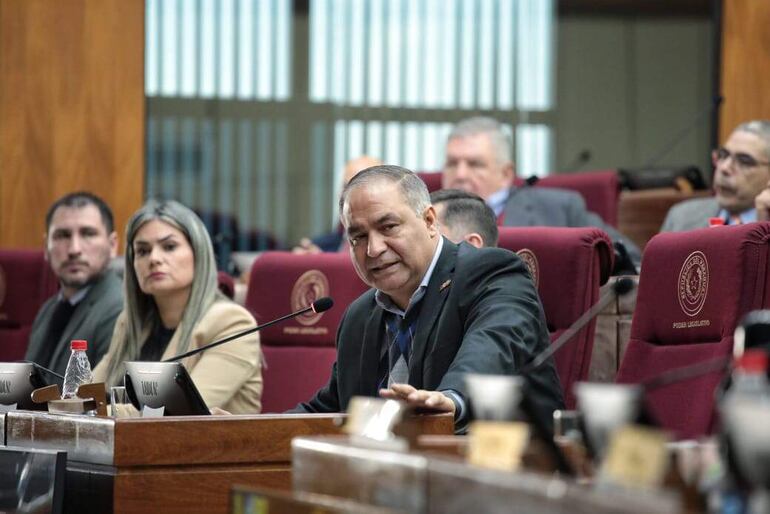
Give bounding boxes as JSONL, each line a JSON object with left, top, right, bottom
{"left": 346, "top": 222, "right": 363, "bottom": 236}
{"left": 374, "top": 213, "right": 399, "bottom": 225}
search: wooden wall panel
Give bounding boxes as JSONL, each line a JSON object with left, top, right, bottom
{"left": 0, "top": 0, "right": 144, "bottom": 249}
{"left": 720, "top": 0, "right": 770, "bottom": 141}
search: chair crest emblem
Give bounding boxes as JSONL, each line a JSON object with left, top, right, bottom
{"left": 678, "top": 251, "right": 709, "bottom": 317}
{"left": 516, "top": 249, "right": 539, "bottom": 288}
{"left": 290, "top": 269, "right": 330, "bottom": 326}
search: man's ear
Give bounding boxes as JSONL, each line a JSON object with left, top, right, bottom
{"left": 502, "top": 161, "right": 515, "bottom": 184}
{"left": 423, "top": 205, "right": 439, "bottom": 236}
{"left": 463, "top": 233, "right": 484, "bottom": 249}
{"left": 108, "top": 231, "right": 119, "bottom": 259}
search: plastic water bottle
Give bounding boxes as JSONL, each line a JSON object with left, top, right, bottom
{"left": 61, "top": 340, "right": 93, "bottom": 399}
{"left": 717, "top": 350, "right": 770, "bottom": 513}
{"left": 728, "top": 350, "right": 769, "bottom": 399}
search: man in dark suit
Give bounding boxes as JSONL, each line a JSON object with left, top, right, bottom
{"left": 441, "top": 116, "right": 641, "bottom": 267}
{"left": 294, "top": 165, "right": 564, "bottom": 433}
{"left": 25, "top": 192, "right": 123, "bottom": 377}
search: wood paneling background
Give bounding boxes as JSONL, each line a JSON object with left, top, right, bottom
{"left": 720, "top": 0, "right": 770, "bottom": 141}
{"left": 0, "top": 0, "right": 144, "bottom": 249}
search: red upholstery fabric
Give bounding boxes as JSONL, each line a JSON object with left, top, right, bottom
{"left": 216, "top": 271, "right": 235, "bottom": 300}
{"left": 246, "top": 252, "right": 369, "bottom": 412}
{"left": 515, "top": 170, "right": 620, "bottom": 227}
{"left": 616, "top": 223, "right": 770, "bottom": 439}
{"left": 0, "top": 249, "right": 58, "bottom": 360}
{"left": 416, "top": 172, "right": 443, "bottom": 193}
{"left": 497, "top": 227, "right": 614, "bottom": 408}
{"left": 260, "top": 346, "right": 337, "bottom": 413}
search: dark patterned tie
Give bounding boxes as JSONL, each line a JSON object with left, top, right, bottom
{"left": 385, "top": 318, "right": 415, "bottom": 386}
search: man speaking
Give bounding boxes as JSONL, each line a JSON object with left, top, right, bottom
{"left": 294, "top": 165, "right": 563, "bottom": 432}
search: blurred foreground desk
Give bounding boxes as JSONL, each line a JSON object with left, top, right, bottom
{"left": 5, "top": 411, "right": 452, "bottom": 514}
{"left": 293, "top": 436, "right": 681, "bottom": 514}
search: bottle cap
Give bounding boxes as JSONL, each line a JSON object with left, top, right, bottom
{"left": 708, "top": 217, "right": 725, "bottom": 227}
{"left": 70, "top": 340, "right": 88, "bottom": 351}
{"left": 736, "top": 349, "right": 768, "bottom": 374}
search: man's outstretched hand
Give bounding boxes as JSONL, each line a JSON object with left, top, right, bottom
{"left": 379, "top": 383, "right": 456, "bottom": 415}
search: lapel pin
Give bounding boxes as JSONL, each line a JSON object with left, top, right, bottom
{"left": 439, "top": 279, "right": 451, "bottom": 292}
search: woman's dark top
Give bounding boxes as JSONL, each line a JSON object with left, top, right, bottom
{"left": 139, "top": 324, "right": 176, "bottom": 361}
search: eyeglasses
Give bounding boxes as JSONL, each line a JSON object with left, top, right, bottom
{"left": 712, "top": 147, "right": 770, "bottom": 172}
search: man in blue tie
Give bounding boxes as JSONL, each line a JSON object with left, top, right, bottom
{"left": 294, "top": 165, "right": 563, "bottom": 433}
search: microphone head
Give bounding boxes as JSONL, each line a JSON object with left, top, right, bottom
{"left": 525, "top": 176, "right": 540, "bottom": 186}
{"left": 311, "top": 297, "right": 334, "bottom": 313}
{"left": 613, "top": 277, "right": 635, "bottom": 296}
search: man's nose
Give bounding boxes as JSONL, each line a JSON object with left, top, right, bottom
{"left": 454, "top": 162, "right": 470, "bottom": 180}
{"left": 715, "top": 155, "right": 736, "bottom": 177}
{"left": 367, "top": 232, "right": 387, "bottom": 258}
{"left": 68, "top": 235, "right": 82, "bottom": 255}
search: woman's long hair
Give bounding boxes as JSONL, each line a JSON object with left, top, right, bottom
{"left": 104, "top": 200, "right": 221, "bottom": 385}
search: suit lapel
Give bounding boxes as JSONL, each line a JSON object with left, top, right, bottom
{"left": 26, "top": 299, "right": 56, "bottom": 364}
{"left": 408, "top": 239, "right": 457, "bottom": 388}
{"left": 358, "top": 304, "right": 385, "bottom": 396}
{"left": 502, "top": 187, "right": 530, "bottom": 226}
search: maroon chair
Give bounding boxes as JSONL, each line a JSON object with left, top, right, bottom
{"left": 245, "top": 252, "right": 369, "bottom": 413}
{"left": 0, "top": 249, "right": 58, "bottom": 360}
{"left": 216, "top": 271, "right": 235, "bottom": 300}
{"left": 616, "top": 223, "right": 770, "bottom": 439}
{"left": 497, "top": 227, "right": 614, "bottom": 408}
{"left": 416, "top": 171, "right": 443, "bottom": 193}
{"left": 515, "top": 170, "right": 620, "bottom": 227}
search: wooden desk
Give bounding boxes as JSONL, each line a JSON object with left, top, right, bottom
{"left": 231, "top": 486, "right": 404, "bottom": 514}
{"left": 292, "top": 436, "right": 682, "bottom": 514}
{"left": 618, "top": 188, "right": 711, "bottom": 251}
{"left": 5, "top": 411, "right": 452, "bottom": 514}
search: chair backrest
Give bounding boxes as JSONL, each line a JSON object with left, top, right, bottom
{"left": 497, "top": 227, "right": 614, "bottom": 408}
{"left": 515, "top": 170, "right": 621, "bottom": 227}
{"left": 616, "top": 223, "right": 770, "bottom": 439}
{"left": 0, "top": 249, "right": 58, "bottom": 360}
{"left": 245, "top": 252, "right": 369, "bottom": 412}
{"left": 216, "top": 271, "right": 235, "bottom": 300}
{"left": 416, "top": 171, "right": 443, "bottom": 193}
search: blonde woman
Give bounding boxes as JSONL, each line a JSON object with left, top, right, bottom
{"left": 94, "top": 200, "right": 262, "bottom": 413}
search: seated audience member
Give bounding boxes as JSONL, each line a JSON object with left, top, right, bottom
{"left": 93, "top": 200, "right": 262, "bottom": 414}
{"left": 661, "top": 120, "right": 770, "bottom": 231}
{"left": 26, "top": 192, "right": 122, "bottom": 377}
{"left": 292, "top": 165, "right": 564, "bottom": 433}
{"left": 430, "top": 189, "right": 498, "bottom": 248}
{"left": 442, "top": 116, "right": 641, "bottom": 265}
{"left": 293, "top": 155, "right": 382, "bottom": 253}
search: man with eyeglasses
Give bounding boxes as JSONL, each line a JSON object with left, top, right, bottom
{"left": 661, "top": 120, "right": 770, "bottom": 231}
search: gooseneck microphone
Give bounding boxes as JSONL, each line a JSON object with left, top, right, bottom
{"left": 164, "top": 297, "right": 334, "bottom": 362}
{"left": 18, "top": 360, "right": 65, "bottom": 380}
{"left": 522, "top": 277, "right": 635, "bottom": 374}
